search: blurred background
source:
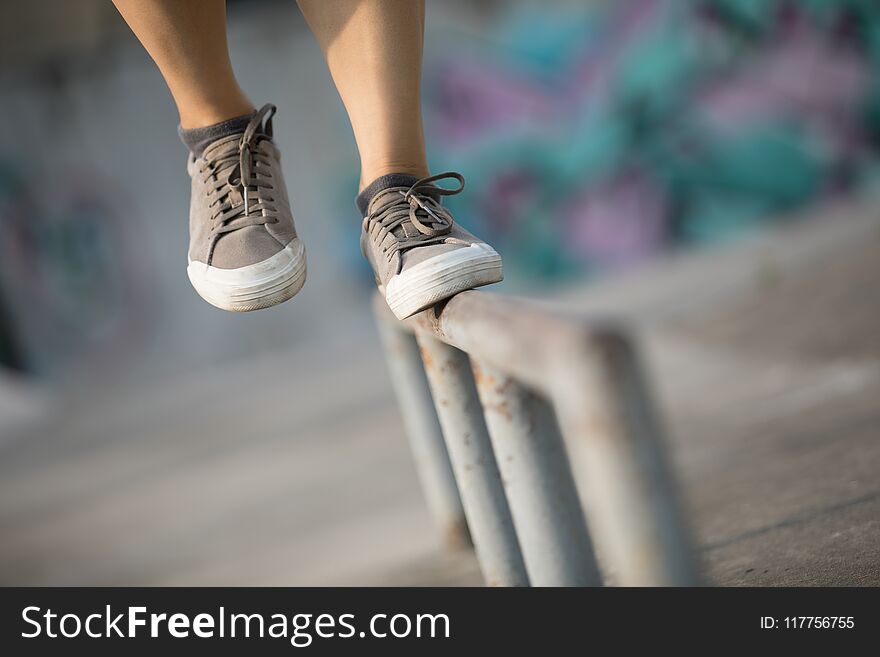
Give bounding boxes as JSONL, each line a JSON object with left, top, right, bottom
{"left": 1, "top": 0, "right": 878, "bottom": 585}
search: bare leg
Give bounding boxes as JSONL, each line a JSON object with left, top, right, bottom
{"left": 297, "top": 0, "right": 429, "bottom": 189}
{"left": 112, "top": 0, "right": 254, "bottom": 128}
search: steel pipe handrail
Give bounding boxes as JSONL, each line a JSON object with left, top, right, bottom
{"left": 374, "top": 290, "right": 699, "bottom": 586}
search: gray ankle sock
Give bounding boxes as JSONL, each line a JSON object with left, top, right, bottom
{"left": 356, "top": 173, "right": 425, "bottom": 216}
{"left": 178, "top": 111, "right": 257, "bottom": 157}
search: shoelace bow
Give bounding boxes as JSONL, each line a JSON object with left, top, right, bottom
{"left": 200, "top": 104, "right": 279, "bottom": 235}
{"left": 365, "top": 172, "right": 465, "bottom": 263}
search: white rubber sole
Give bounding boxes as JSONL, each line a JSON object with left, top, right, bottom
{"left": 383, "top": 242, "right": 503, "bottom": 320}
{"left": 187, "top": 238, "right": 307, "bottom": 312}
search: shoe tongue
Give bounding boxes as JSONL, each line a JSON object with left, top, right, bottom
{"left": 369, "top": 189, "right": 438, "bottom": 249}
{"left": 357, "top": 173, "right": 435, "bottom": 216}
{"left": 202, "top": 133, "right": 244, "bottom": 160}
{"left": 400, "top": 217, "right": 422, "bottom": 239}
{"left": 202, "top": 129, "right": 270, "bottom": 161}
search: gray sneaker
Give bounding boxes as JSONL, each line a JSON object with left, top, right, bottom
{"left": 186, "top": 104, "right": 306, "bottom": 312}
{"left": 362, "top": 172, "right": 502, "bottom": 319}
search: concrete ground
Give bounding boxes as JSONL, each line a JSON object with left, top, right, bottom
{"left": 0, "top": 194, "right": 878, "bottom": 586}
{"left": 567, "top": 195, "right": 880, "bottom": 586}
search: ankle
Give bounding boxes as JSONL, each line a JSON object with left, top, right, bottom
{"left": 359, "top": 162, "right": 429, "bottom": 192}
{"left": 356, "top": 172, "right": 428, "bottom": 215}
{"left": 179, "top": 111, "right": 258, "bottom": 157}
{"left": 177, "top": 94, "right": 255, "bottom": 131}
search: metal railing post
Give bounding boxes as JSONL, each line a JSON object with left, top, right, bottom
{"left": 552, "top": 332, "right": 700, "bottom": 586}
{"left": 403, "top": 291, "right": 699, "bottom": 586}
{"left": 416, "top": 334, "right": 530, "bottom": 587}
{"left": 373, "top": 301, "right": 470, "bottom": 550}
{"left": 473, "top": 361, "right": 602, "bottom": 586}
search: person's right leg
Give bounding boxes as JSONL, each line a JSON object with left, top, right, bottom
{"left": 297, "top": 0, "right": 502, "bottom": 320}
{"left": 113, "top": 0, "right": 306, "bottom": 311}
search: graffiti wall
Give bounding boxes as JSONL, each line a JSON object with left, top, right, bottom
{"left": 2, "top": 0, "right": 878, "bottom": 380}
{"left": 417, "top": 0, "right": 880, "bottom": 281}
{"left": 0, "top": 160, "right": 152, "bottom": 375}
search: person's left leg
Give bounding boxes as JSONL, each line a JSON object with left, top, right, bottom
{"left": 298, "top": 0, "right": 502, "bottom": 320}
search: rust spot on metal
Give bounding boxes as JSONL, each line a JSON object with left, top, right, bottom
{"left": 482, "top": 400, "right": 512, "bottom": 421}
{"left": 472, "top": 361, "right": 495, "bottom": 388}
{"left": 419, "top": 345, "right": 434, "bottom": 370}
{"left": 442, "top": 518, "right": 472, "bottom": 551}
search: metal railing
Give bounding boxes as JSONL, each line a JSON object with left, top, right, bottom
{"left": 374, "top": 290, "right": 699, "bottom": 586}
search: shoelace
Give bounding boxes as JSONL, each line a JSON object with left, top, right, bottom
{"left": 200, "top": 104, "right": 279, "bottom": 235}
{"left": 364, "top": 172, "right": 465, "bottom": 263}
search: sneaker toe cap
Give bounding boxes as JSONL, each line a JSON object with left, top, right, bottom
{"left": 209, "top": 226, "right": 287, "bottom": 269}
